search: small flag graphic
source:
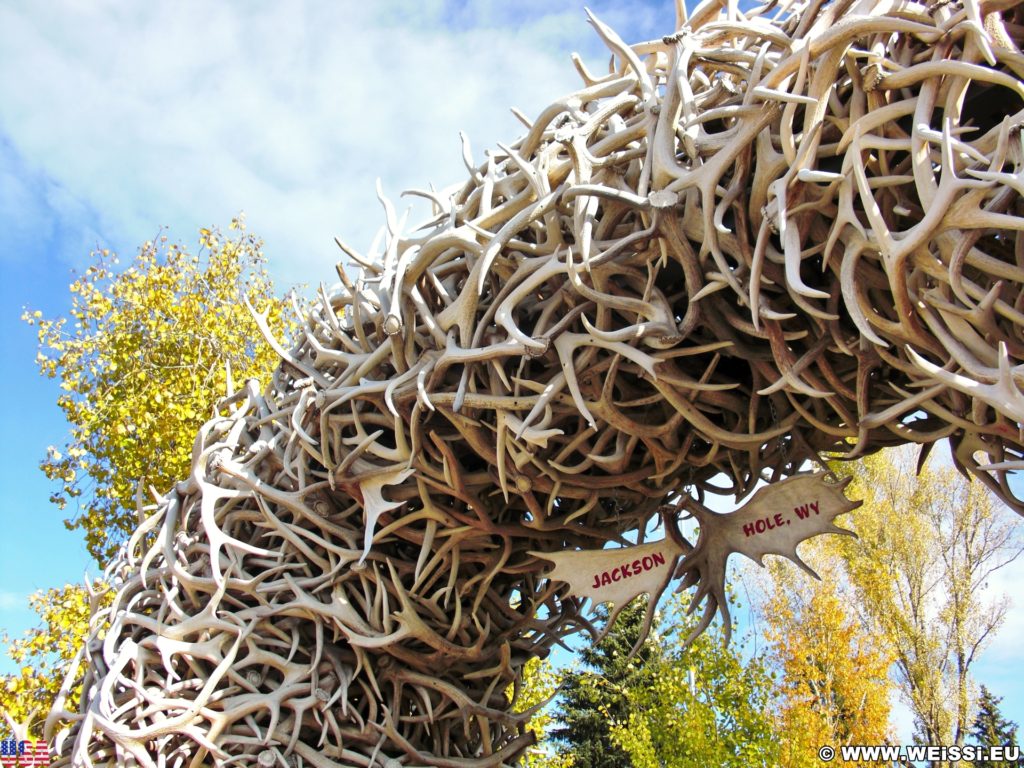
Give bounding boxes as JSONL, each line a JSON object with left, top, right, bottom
{"left": 0, "top": 738, "right": 50, "bottom": 767}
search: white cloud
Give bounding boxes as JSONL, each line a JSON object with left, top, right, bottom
{"left": 977, "top": 548, "right": 1024, "bottom": 663}
{"left": 0, "top": 1, "right": 675, "bottom": 285}
{"left": 0, "top": 591, "right": 25, "bottom": 611}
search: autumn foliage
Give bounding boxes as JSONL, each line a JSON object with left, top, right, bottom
{"left": 763, "top": 546, "right": 894, "bottom": 766}
{"left": 4, "top": 221, "right": 297, "bottom": 733}
{"left": 0, "top": 585, "right": 100, "bottom": 728}
{"left": 23, "top": 219, "right": 298, "bottom": 562}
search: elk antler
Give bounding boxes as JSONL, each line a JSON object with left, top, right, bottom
{"left": 55, "top": 1, "right": 1024, "bottom": 764}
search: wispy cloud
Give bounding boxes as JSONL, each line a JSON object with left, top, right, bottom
{"left": 0, "top": 0, "right": 675, "bottom": 284}
{"left": 977, "top": 550, "right": 1024, "bottom": 662}
{"left": 0, "top": 591, "right": 25, "bottom": 612}
{"left": 0, "top": 138, "right": 106, "bottom": 270}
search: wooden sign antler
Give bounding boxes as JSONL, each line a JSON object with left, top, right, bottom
{"left": 52, "top": 0, "right": 1024, "bottom": 765}
{"left": 675, "top": 474, "right": 860, "bottom": 643}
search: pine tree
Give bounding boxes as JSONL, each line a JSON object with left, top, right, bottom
{"left": 551, "top": 600, "right": 661, "bottom": 768}
{"left": 970, "top": 686, "right": 1023, "bottom": 768}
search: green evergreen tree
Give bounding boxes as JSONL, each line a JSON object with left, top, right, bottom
{"left": 551, "top": 600, "right": 661, "bottom": 768}
{"left": 970, "top": 686, "right": 1023, "bottom": 767}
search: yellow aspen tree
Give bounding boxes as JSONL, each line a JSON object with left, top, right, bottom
{"left": 835, "top": 447, "right": 1023, "bottom": 752}
{"left": 23, "top": 218, "right": 299, "bottom": 563}
{"left": 510, "top": 657, "right": 574, "bottom": 768}
{"left": 606, "top": 596, "right": 780, "bottom": 768}
{"left": 6, "top": 220, "right": 298, "bottom": 734}
{"left": 762, "top": 542, "right": 895, "bottom": 767}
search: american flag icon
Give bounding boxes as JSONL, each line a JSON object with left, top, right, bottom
{"left": 0, "top": 738, "right": 50, "bottom": 767}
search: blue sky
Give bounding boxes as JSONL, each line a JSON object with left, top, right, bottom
{"left": 2, "top": 0, "right": 1022, "bottom": 748}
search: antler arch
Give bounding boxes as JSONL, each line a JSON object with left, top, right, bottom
{"left": 53, "top": 0, "right": 1024, "bottom": 764}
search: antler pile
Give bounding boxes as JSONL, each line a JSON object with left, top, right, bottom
{"left": 53, "top": 0, "right": 1024, "bottom": 764}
